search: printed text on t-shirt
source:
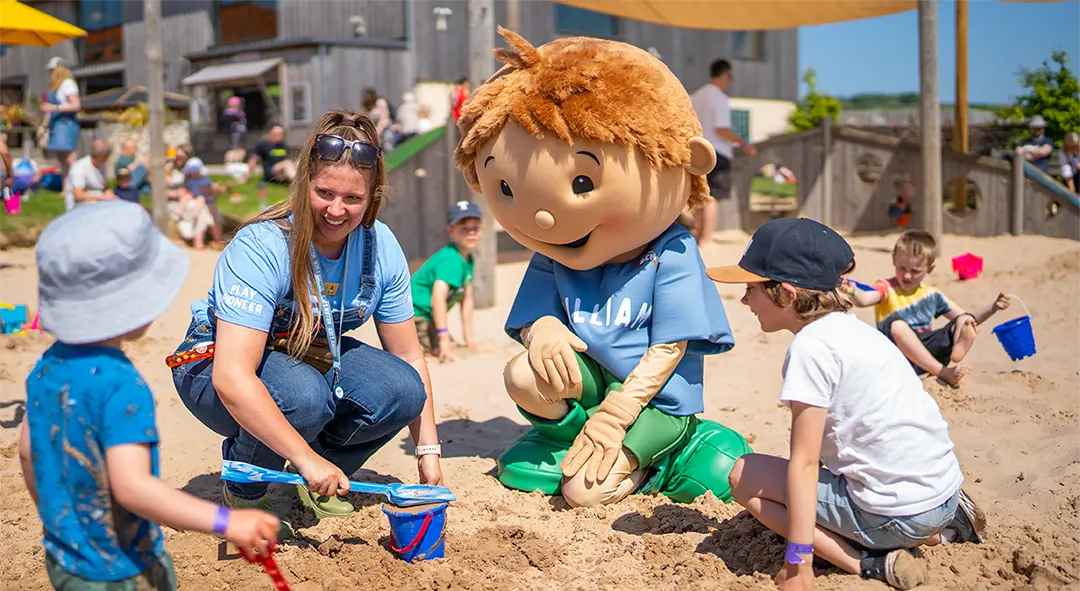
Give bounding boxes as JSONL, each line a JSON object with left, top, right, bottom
{"left": 224, "top": 284, "right": 264, "bottom": 315}
{"left": 564, "top": 296, "right": 652, "bottom": 329}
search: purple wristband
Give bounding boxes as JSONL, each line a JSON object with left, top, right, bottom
{"left": 785, "top": 541, "right": 814, "bottom": 564}
{"left": 212, "top": 506, "right": 230, "bottom": 537}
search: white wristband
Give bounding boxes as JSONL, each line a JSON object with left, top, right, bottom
{"left": 415, "top": 444, "right": 442, "bottom": 457}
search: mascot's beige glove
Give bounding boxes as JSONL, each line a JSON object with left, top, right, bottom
{"left": 561, "top": 340, "right": 688, "bottom": 482}
{"left": 522, "top": 316, "right": 589, "bottom": 398}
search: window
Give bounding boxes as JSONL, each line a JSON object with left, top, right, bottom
{"left": 732, "top": 109, "right": 751, "bottom": 143}
{"left": 555, "top": 5, "right": 618, "bottom": 38}
{"left": 78, "top": 0, "right": 124, "bottom": 63}
{"left": 214, "top": 0, "right": 279, "bottom": 46}
{"left": 289, "top": 82, "right": 312, "bottom": 126}
{"left": 733, "top": 30, "right": 765, "bottom": 61}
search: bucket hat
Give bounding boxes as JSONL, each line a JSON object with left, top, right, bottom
{"left": 36, "top": 200, "right": 190, "bottom": 344}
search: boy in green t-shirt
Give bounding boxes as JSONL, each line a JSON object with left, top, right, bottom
{"left": 411, "top": 201, "right": 484, "bottom": 361}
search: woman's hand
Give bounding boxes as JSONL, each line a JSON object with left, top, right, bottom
{"left": 40, "top": 103, "right": 55, "bottom": 113}
{"left": 293, "top": 453, "right": 350, "bottom": 497}
{"left": 417, "top": 454, "right": 444, "bottom": 486}
{"left": 774, "top": 562, "right": 814, "bottom": 591}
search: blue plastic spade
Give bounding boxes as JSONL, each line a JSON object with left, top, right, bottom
{"left": 221, "top": 460, "right": 457, "bottom": 507}
{"left": 851, "top": 280, "right": 874, "bottom": 292}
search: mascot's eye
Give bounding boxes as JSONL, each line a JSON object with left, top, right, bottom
{"left": 572, "top": 175, "right": 594, "bottom": 194}
{"left": 500, "top": 180, "right": 514, "bottom": 198}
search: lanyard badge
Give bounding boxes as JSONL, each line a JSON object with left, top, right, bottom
{"left": 308, "top": 242, "right": 349, "bottom": 399}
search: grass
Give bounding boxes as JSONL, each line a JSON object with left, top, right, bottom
{"left": 750, "top": 176, "right": 797, "bottom": 197}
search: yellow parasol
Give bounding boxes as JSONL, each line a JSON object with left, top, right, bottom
{"left": 0, "top": 0, "right": 86, "bottom": 47}
{"left": 552, "top": 0, "right": 917, "bottom": 30}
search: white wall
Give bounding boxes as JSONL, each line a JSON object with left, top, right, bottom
{"left": 729, "top": 97, "right": 796, "bottom": 143}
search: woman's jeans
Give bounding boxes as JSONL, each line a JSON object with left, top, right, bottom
{"left": 172, "top": 323, "right": 427, "bottom": 500}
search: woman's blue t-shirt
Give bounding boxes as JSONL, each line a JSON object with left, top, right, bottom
{"left": 191, "top": 219, "right": 414, "bottom": 333}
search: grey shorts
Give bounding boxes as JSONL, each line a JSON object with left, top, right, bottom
{"left": 817, "top": 469, "right": 959, "bottom": 550}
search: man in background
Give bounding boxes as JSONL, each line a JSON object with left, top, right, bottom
{"left": 67, "top": 139, "right": 117, "bottom": 208}
{"left": 248, "top": 125, "right": 295, "bottom": 184}
{"left": 689, "top": 59, "right": 757, "bottom": 246}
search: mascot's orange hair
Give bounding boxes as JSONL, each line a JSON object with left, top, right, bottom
{"left": 453, "top": 27, "right": 711, "bottom": 209}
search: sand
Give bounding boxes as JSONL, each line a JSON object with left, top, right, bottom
{"left": 1, "top": 229, "right": 1078, "bottom": 590}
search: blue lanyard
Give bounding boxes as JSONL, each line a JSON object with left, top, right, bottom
{"left": 307, "top": 241, "right": 349, "bottom": 399}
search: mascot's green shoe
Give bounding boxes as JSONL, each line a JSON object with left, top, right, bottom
{"left": 640, "top": 418, "right": 754, "bottom": 504}
{"left": 497, "top": 418, "right": 753, "bottom": 504}
{"left": 497, "top": 428, "right": 571, "bottom": 495}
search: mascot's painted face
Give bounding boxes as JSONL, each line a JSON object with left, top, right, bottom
{"left": 475, "top": 122, "right": 714, "bottom": 270}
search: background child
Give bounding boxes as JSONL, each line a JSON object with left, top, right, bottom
{"left": 843, "top": 229, "right": 1010, "bottom": 386}
{"left": 410, "top": 200, "right": 483, "bottom": 361}
{"left": 19, "top": 201, "right": 280, "bottom": 590}
{"left": 707, "top": 217, "right": 983, "bottom": 591}
{"left": 113, "top": 166, "right": 141, "bottom": 204}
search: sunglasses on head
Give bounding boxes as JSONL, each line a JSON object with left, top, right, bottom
{"left": 312, "top": 134, "right": 382, "bottom": 169}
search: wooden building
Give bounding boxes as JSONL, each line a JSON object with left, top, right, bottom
{"left": 1, "top": 0, "right": 798, "bottom": 159}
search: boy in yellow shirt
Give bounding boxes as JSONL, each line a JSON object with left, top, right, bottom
{"left": 844, "top": 230, "right": 1010, "bottom": 386}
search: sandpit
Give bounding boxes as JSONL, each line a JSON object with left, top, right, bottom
{"left": 1, "top": 230, "right": 1077, "bottom": 590}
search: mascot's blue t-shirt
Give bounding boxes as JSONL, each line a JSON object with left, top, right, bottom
{"left": 191, "top": 219, "right": 414, "bottom": 333}
{"left": 505, "top": 224, "right": 735, "bottom": 415}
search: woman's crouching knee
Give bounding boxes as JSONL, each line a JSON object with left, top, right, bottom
{"left": 381, "top": 360, "right": 427, "bottom": 427}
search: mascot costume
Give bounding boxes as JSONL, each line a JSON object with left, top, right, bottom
{"left": 454, "top": 28, "right": 753, "bottom": 507}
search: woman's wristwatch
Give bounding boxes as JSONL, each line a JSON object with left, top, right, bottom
{"left": 415, "top": 444, "right": 442, "bottom": 457}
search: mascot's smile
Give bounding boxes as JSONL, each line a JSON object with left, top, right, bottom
{"left": 557, "top": 232, "right": 591, "bottom": 249}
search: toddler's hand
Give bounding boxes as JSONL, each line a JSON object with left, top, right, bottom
{"left": 993, "top": 292, "right": 1011, "bottom": 311}
{"left": 225, "top": 508, "right": 280, "bottom": 561}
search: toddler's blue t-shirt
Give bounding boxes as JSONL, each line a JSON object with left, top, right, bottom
{"left": 191, "top": 219, "right": 414, "bottom": 333}
{"left": 25, "top": 343, "right": 165, "bottom": 581}
{"left": 505, "top": 224, "right": 735, "bottom": 415}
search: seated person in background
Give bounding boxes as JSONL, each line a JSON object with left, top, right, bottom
{"left": 1059, "top": 132, "right": 1079, "bottom": 194}
{"left": 843, "top": 229, "right": 1011, "bottom": 387}
{"left": 113, "top": 167, "right": 141, "bottom": 205}
{"left": 68, "top": 139, "right": 117, "bottom": 207}
{"left": 1014, "top": 116, "right": 1054, "bottom": 173}
{"left": 410, "top": 201, "right": 483, "bottom": 361}
{"left": 182, "top": 156, "right": 224, "bottom": 249}
{"left": 113, "top": 139, "right": 150, "bottom": 194}
{"left": 224, "top": 146, "right": 250, "bottom": 184}
{"left": 248, "top": 125, "right": 295, "bottom": 185}
{"left": 889, "top": 180, "right": 914, "bottom": 228}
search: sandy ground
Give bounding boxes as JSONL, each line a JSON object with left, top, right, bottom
{"left": 1, "top": 229, "right": 1078, "bottom": 591}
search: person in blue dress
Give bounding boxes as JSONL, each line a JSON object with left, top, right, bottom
{"left": 38, "top": 57, "right": 81, "bottom": 210}
{"left": 170, "top": 110, "right": 444, "bottom": 534}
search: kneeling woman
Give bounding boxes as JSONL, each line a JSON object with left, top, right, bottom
{"left": 171, "top": 111, "right": 443, "bottom": 526}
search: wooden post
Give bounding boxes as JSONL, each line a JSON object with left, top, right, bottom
{"left": 144, "top": 0, "right": 168, "bottom": 234}
{"left": 468, "top": 0, "right": 497, "bottom": 309}
{"left": 918, "top": 0, "right": 942, "bottom": 244}
{"left": 821, "top": 115, "right": 833, "bottom": 225}
{"left": 952, "top": 0, "right": 969, "bottom": 214}
{"left": 507, "top": 0, "right": 522, "bottom": 31}
{"left": 1011, "top": 149, "right": 1025, "bottom": 235}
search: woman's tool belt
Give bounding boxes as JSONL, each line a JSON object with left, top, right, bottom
{"left": 166, "top": 333, "right": 335, "bottom": 375}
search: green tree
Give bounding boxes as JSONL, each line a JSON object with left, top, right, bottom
{"left": 787, "top": 68, "right": 842, "bottom": 132}
{"left": 996, "top": 50, "right": 1080, "bottom": 147}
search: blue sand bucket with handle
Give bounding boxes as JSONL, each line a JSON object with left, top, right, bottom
{"left": 382, "top": 502, "right": 447, "bottom": 562}
{"left": 992, "top": 294, "right": 1035, "bottom": 361}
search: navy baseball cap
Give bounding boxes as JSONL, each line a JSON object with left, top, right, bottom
{"left": 707, "top": 217, "right": 854, "bottom": 291}
{"left": 448, "top": 200, "right": 482, "bottom": 225}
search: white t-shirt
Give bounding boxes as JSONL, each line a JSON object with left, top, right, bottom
{"left": 55, "top": 78, "right": 79, "bottom": 105}
{"left": 65, "top": 155, "right": 108, "bottom": 210}
{"left": 690, "top": 83, "right": 733, "bottom": 159}
{"left": 779, "top": 312, "right": 963, "bottom": 517}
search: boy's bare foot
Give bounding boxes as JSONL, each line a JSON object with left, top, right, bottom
{"left": 937, "top": 364, "right": 970, "bottom": 387}
{"left": 950, "top": 315, "right": 978, "bottom": 363}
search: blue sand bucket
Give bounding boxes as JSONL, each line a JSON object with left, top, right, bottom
{"left": 992, "top": 294, "right": 1035, "bottom": 361}
{"left": 382, "top": 502, "right": 447, "bottom": 562}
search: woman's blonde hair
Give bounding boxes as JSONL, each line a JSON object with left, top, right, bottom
{"left": 50, "top": 67, "right": 72, "bottom": 92}
{"left": 241, "top": 110, "right": 387, "bottom": 359}
{"left": 1065, "top": 132, "right": 1080, "bottom": 151}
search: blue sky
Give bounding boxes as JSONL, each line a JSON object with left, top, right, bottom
{"left": 799, "top": 0, "right": 1080, "bottom": 104}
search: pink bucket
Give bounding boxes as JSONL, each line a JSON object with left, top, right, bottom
{"left": 951, "top": 252, "right": 983, "bottom": 281}
{"left": 2, "top": 190, "right": 20, "bottom": 215}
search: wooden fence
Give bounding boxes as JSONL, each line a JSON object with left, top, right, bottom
{"left": 719, "top": 123, "right": 1078, "bottom": 241}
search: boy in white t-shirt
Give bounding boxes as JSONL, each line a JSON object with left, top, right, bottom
{"left": 707, "top": 218, "right": 984, "bottom": 590}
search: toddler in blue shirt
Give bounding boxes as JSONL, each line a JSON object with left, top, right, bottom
{"left": 19, "top": 201, "right": 280, "bottom": 590}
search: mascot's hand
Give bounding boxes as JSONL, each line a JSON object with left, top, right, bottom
{"left": 561, "top": 390, "right": 642, "bottom": 482}
{"left": 526, "top": 316, "right": 588, "bottom": 395}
